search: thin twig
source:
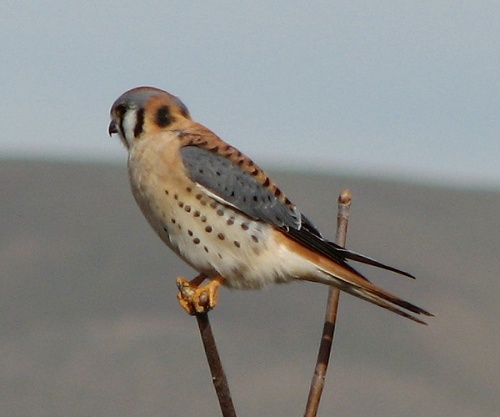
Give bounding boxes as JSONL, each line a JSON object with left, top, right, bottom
{"left": 195, "top": 312, "right": 237, "bottom": 417}
{"left": 304, "top": 189, "right": 352, "bottom": 417}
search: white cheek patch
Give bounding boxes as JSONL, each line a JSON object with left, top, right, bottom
{"left": 122, "top": 111, "right": 138, "bottom": 148}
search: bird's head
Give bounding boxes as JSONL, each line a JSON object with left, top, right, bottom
{"left": 108, "top": 86, "right": 191, "bottom": 149}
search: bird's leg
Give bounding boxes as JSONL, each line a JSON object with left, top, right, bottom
{"left": 176, "top": 274, "right": 224, "bottom": 315}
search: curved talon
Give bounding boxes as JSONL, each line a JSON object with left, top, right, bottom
{"left": 176, "top": 275, "right": 224, "bottom": 315}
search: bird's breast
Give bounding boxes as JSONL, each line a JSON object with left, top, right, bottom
{"left": 126, "top": 137, "right": 304, "bottom": 289}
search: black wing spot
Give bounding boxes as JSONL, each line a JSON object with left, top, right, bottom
{"left": 156, "top": 105, "right": 173, "bottom": 127}
{"left": 180, "top": 145, "right": 301, "bottom": 230}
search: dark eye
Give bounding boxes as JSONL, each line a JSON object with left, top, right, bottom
{"left": 115, "top": 104, "right": 127, "bottom": 118}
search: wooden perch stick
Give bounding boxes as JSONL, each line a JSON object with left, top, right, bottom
{"left": 195, "top": 312, "right": 237, "bottom": 417}
{"left": 304, "top": 189, "right": 352, "bottom": 417}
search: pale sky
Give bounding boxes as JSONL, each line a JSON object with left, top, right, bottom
{"left": 1, "top": 1, "right": 499, "bottom": 189}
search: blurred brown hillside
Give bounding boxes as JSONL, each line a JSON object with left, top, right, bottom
{"left": 1, "top": 159, "right": 498, "bottom": 417}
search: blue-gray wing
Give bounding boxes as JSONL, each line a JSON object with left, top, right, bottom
{"left": 180, "top": 145, "right": 303, "bottom": 229}
{"left": 180, "top": 145, "right": 415, "bottom": 280}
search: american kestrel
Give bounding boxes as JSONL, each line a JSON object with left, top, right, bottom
{"left": 108, "top": 87, "right": 432, "bottom": 324}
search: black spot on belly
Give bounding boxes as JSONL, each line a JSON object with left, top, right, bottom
{"left": 205, "top": 225, "right": 213, "bottom": 233}
{"left": 193, "top": 238, "right": 200, "bottom": 244}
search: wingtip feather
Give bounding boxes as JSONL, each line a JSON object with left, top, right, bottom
{"left": 336, "top": 246, "right": 416, "bottom": 279}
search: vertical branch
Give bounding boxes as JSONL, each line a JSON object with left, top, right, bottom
{"left": 196, "top": 313, "right": 237, "bottom": 417}
{"left": 304, "top": 189, "right": 352, "bottom": 417}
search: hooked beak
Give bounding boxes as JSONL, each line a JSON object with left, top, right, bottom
{"left": 108, "top": 120, "right": 118, "bottom": 136}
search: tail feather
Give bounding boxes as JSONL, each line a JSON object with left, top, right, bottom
{"left": 274, "top": 229, "right": 433, "bottom": 324}
{"left": 348, "top": 285, "right": 429, "bottom": 325}
{"left": 316, "top": 263, "right": 433, "bottom": 324}
{"left": 286, "top": 226, "right": 415, "bottom": 279}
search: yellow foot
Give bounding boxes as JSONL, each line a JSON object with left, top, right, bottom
{"left": 176, "top": 275, "right": 224, "bottom": 315}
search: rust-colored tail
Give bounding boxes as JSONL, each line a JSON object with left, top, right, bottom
{"left": 278, "top": 231, "right": 433, "bottom": 324}
{"left": 314, "top": 254, "right": 433, "bottom": 324}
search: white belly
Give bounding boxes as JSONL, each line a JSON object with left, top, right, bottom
{"left": 126, "top": 137, "right": 318, "bottom": 289}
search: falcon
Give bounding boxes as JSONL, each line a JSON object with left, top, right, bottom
{"left": 108, "top": 87, "right": 432, "bottom": 324}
